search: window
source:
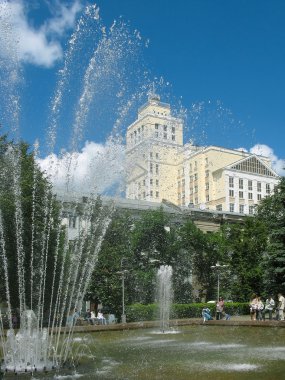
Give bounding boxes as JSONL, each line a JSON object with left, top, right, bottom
{"left": 248, "top": 180, "right": 253, "bottom": 191}
{"left": 229, "top": 177, "right": 234, "bottom": 188}
{"left": 239, "top": 205, "right": 244, "bottom": 214}
{"left": 239, "top": 191, "right": 244, "bottom": 199}
{"left": 150, "top": 179, "right": 153, "bottom": 185}
{"left": 155, "top": 132, "right": 158, "bottom": 138}
{"left": 164, "top": 125, "right": 167, "bottom": 131}
{"left": 143, "top": 191, "right": 146, "bottom": 198}
{"left": 69, "top": 216, "right": 76, "bottom": 229}
{"left": 249, "top": 205, "right": 255, "bottom": 215}
{"left": 155, "top": 123, "right": 159, "bottom": 129}
{"left": 195, "top": 197, "right": 198, "bottom": 204}
{"left": 156, "top": 153, "right": 159, "bottom": 159}
{"left": 205, "top": 182, "right": 209, "bottom": 190}
{"left": 248, "top": 192, "right": 253, "bottom": 200}
{"left": 172, "top": 126, "right": 175, "bottom": 133}
{"left": 156, "top": 164, "right": 159, "bottom": 174}
{"left": 229, "top": 203, "right": 235, "bottom": 212}
{"left": 229, "top": 189, "right": 234, "bottom": 197}
{"left": 205, "top": 170, "right": 209, "bottom": 178}
{"left": 150, "top": 190, "right": 153, "bottom": 197}
{"left": 194, "top": 161, "right": 197, "bottom": 170}
{"left": 194, "top": 173, "right": 198, "bottom": 181}
{"left": 216, "top": 205, "right": 222, "bottom": 211}
{"left": 172, "top": 135, "right": 175, "bottom": 141}
{"left": 266, "top": 184, "right": 270, "bottom": 194}
{"left": 257, "top": 182, "right": 262, "bottom": 192}
{"left": 194, "top": 185, "right": 198, "bottom": 193}
{"left": 156, "top": 191, "right": 159, "bottom": 198}
{"left": 239, "top": 179, "right": 243, "bottom": 189}
{"left": 206, "top": 195, "right": 210, "bottom": 202}
{"left": 156, "top": 179, "right": 159, "bottom": 186}
{"left": 150, "top": 152, "right": 153, "bottom": 158}
{"left": 163, "top": 133, "right": 167, "bottom": 139}
{"left": 143, "top": 179, "right": 146, "bottom": 186}
{"left": 150, "top": 163, "right": 153, "bottom": 173}
{"left": 257, "top": 194, "right": 262, "bottom": 201}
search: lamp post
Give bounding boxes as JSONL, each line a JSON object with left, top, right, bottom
{"left": 117, "top": 258, "right": 129, "bottom": 324}
{"left": 210, "top": 261, "right": 228, "bottom": 300}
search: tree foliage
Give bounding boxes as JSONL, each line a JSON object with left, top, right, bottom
{"left": 257, "top": 177, "right": 285, "bottom": 295}
{"left": 0, "top": 135, "right": 65, "bottom": 312}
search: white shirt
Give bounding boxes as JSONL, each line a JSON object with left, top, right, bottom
{"left": 279, "top": 295, "right": 285, "bottom": 310}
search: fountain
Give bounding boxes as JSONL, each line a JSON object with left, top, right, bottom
{"left": 156, "top": 265, "right": 173, "bottom": 333}
{"left": 0, "top": 2, "right": 147, "bottom": 375}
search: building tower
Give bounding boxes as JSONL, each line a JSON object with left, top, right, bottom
{"left": 126, "top": 93, "right": 183, "bottom": 203}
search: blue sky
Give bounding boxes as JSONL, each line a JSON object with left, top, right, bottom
{"left": 0, "top": 0, "right": 284, "bottom": 185}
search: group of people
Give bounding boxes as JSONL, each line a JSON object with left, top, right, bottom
{"left": 66, "top": 307, "right": 107, "bottom": 326}
{"left": 249, "top": 293, "right": 285, "bottom": 321}
{"left": 84, "top": 309, "right": 107, "bottom": 325}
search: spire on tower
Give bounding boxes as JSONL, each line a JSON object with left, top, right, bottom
{"left": 147, "top": 82, "right": 160, "bottom": 103}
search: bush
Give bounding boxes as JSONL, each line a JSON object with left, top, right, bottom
{"left": 126, "top": 303, "right": 158, "bottom": 322}
{"left": 125, "top": 302, "right": 249, "bottom": 322}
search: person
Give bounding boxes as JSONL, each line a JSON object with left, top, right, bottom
{"left": 249, "top": 294, "right": 258, "bottom": 321}
{"left": 97, "top": 311, "right": 107, "bottom": 325}
{"left": 202, "top": 307, "right": 213, "bottom": 322}
{"left": 256, "top": 297, "right": 264, "bottom": 321}
{"left": 85, "top": 309, "right": 92, "bottom": 323}
{"left": 216, "top": 297, "right": 224, "bottom": 320}
{"left": 276, "top": 293, "right": 285, "bottom": 321}
{"left": 262, "top": 295, "right": 275, "bottom": 320}
{"left": 90, "top": 310, "right": 97, "bottom": 324}
{"left": 66, "top": 309, "right": 74, "bottom": 327}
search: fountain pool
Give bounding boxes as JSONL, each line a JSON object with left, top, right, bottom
{"left": 4, "top": 325, "right": 283, "bottom": 379}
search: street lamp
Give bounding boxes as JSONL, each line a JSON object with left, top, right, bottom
{"left": 116, "top": 258, "right": 129, "bottom": 324}
{"left": 210, "top": 261, "right": 228, "bottom": 301}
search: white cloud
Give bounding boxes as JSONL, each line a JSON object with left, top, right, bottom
{"left": 0, "top": 0, "right": 82, "bottom": 67}
{"left": 37, "top": 140, "right": 126, "bottom": 195}
{"left": 250, "top": 144, "right": 285, "bottom": 177}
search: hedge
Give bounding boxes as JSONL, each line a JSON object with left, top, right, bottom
{"left": 125, "top": 302, "right": 249, "bottom": 322}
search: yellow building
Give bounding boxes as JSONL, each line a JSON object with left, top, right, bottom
{"left": 126, "top": 95, "right": 279, "bottom": 215}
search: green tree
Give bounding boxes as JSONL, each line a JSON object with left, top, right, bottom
{"left": 89, "top": 212, "right": 134, "bottom": 317}
{"left": 257, "top": 177, "right": 285, "bottom": 295}
{"left": 0, "top": 135, "right": 65, "bottom": 312}
{"left": 130, "top": 208, "right": 175, "bottom": 304}
{"left": 175, "top": 221, "right": 208, "bottom": 302}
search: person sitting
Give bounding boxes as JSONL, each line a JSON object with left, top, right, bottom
{"left": 202, "top": 307, "right": 213, "bottom": 322}
{"left": 90, "top": 310, "right": 97, "bottom": 324}
{"left": 84, "top": 309, "right": 92, "bottom": 323}
{"left": 97, "top": 311, "right": 107, "bottom": 325}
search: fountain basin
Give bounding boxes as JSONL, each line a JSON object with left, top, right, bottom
{"left": 2, "top": 324, "right": 283, "bottom": 379}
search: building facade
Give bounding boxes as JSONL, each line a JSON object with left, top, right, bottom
{"left": 126, "top": 95, "right": 279, "bottom": 215}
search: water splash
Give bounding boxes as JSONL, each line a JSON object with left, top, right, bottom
{"left": 156, "top": 265, "right": 173, "bottom": 333}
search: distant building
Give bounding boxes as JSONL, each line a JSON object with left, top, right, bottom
{"left": 126, "top": 94, "right": 279, "bottom": 215}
